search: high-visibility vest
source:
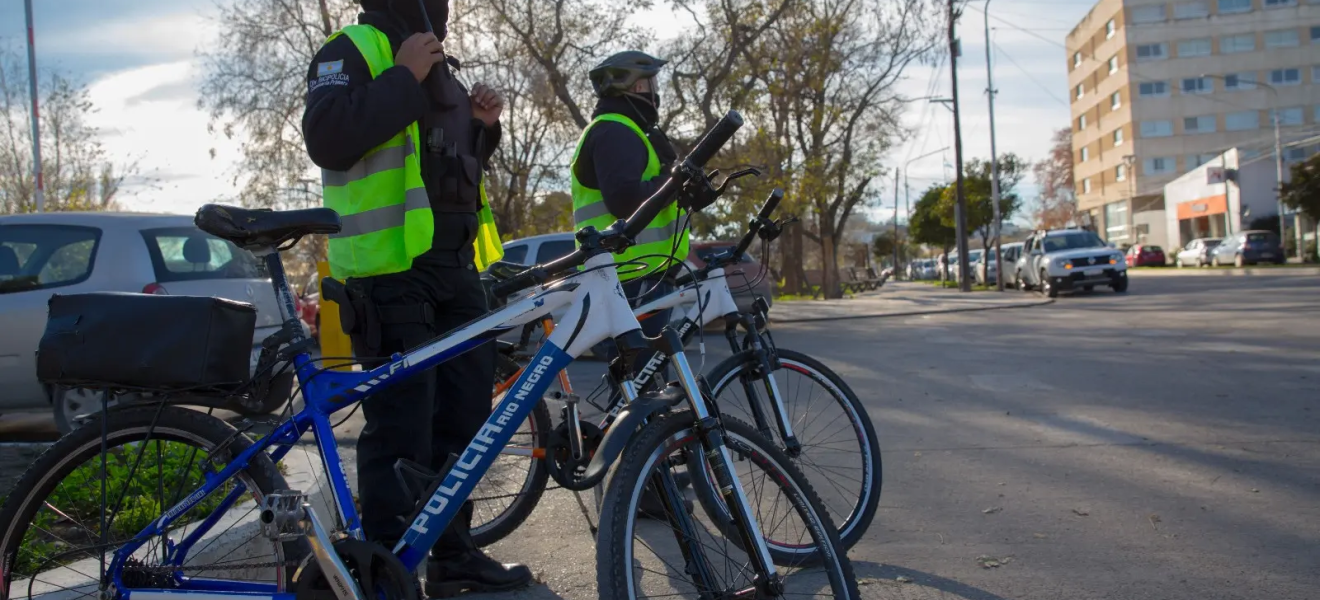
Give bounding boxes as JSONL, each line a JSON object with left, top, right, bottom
{"left": 321, "top": 24, "right": 503, "bottom": 280}
{"left": 570, "top": 113, "right": 688, "bottom": 281}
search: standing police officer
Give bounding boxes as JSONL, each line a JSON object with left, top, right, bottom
{"left": 302, "top": 0, "right": 531, "bottom": 596}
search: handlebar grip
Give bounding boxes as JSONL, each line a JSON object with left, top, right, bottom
{"left": 733, "top": 189, "right": 784, "bottom": 257}
{"left": 684, "top": 111, "right": 744, "bottom": 169}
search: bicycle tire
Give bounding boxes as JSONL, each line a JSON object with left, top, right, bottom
{"left": 470, "top": 352, "right": 551, "bottom": 547}
{"left": 597, "top": 411, "right": 860, "bottom": 599}
{"left": 0, "top": 406, "right": 307, "bottom": 600}
{"left": 702, "top": 347, "right": 881, "bottom": 553}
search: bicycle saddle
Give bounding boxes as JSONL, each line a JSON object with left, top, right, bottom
{"left": 195, "top": 204, "right": 341, "bottom": 250}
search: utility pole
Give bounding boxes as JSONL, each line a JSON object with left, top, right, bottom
{"left": 948, "top": 0, "right": 971, "bottom": 292}
{"left": 892, "top": 174, "right": 901, "bottom": 278}
{"left": 25, "top": 0, "right": 44, "bottom": 213}
{"left": 983, "top": 0, "right": 1003, "bottom": 291}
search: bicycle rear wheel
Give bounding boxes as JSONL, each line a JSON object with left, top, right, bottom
{"left": 470, "top": 352, "right": 551, "bottom": 547}
{"left": 597, "top": 411, "right": 859, "bottom": 599}
{"left": 0, "top": 406, "right": 305, "bottom": 600}
{"left": 704, "top": 347, "right": 881, "bottom": 553}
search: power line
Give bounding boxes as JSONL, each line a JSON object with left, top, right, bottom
{"left": 991, "top": 40, "right": 1069, "bottom": 107}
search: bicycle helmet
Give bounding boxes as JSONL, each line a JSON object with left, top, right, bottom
{"left": 589, "top": 51, "right": 667, "bottom": 98}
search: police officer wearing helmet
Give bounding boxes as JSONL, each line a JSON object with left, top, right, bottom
{"left": 301, "top": 0, "right": 531, "bottom": 595}
{"left": 572, "top": 50, "right": 683, "bottom": 340}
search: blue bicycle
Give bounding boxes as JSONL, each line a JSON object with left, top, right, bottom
{"left": 0, "top": 112, "right": 859, "bottom": 599}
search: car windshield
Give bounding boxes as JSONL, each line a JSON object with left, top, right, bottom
{"left": 1205, "top": 240, "right": 1221, "bottom": 248}
{"left": 1042, "top": 232, "right": 1105, "bottom": 252}
{"left": 968, "top": 250, "right": 983, "bottom": 261}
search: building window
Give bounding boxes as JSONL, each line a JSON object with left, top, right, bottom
{"left": 1224, "top": 72, "right": 1256, "bottom": 90}
{"left": 1079, "top": 114, "right": 1087, "bottom": 130}
{"left": 1105, "top": 201, "right": 1129, "bottom": 242}
{"left": 1110, "top": 92, "right": 1121, "bottom": 110}
{"left": 1073, "top": 52, "right": 1082, "bottom": 68}
{"left": 1083, "top": 178, "right": 1093, "bottom": 193}
{"left": 1136, "top": 43, "right": 1167, "bottom": 61}
{"left": 1144, "top": 157, "right": 1175, "bottom": 174}
{"left": 1177, "top": 38, "right": 1212, "bottom": 56}
{"left": 1141, "top": 120, "right": 1174, "bottom": 137}
{"left": 1272, "top": 107, "right": 1305, "bottom": 125}
{"left": 1270, "top": 68, "right": 1302, "bottom": 85}
{"left": 1076, "top": 84, "right": 1085, "bottom": 99}
{"left": 1220, "top": 33, "right": 1255, "bottom": 53}
{"left": 1114, "top": 128, "right": 1124, "bottom": 145}
{"left": 1225, "top": 110, "right": 1260, "bottom": 131}
{"left": 1311, "top": 26, "right": 1320, "bottom": 41}
{"left": 1285, "top": 147, "right": 1307, "bottom": 162}
{"left": 1264, "top": 0, "right": 1297, "bottom": 7}
{"left": 1241, "top": 148, "right": 1262, "bottom": 159}
{"left": 1218, "top": 0, "right": 1252, "bottom": 12}
{"left": 1138, "top": 81, "right": 1169, "bottom": 97}
{"left": 1081, "top": 146, "right": 1090, "bottom": 162}
{"left": 1175, "top": 1, "right": 1210, "bottom": 19}
{"left": 1181, "top": 77, "right": 1211, "bottom": 94}
{"left": 1106, "top": 19, "right": 1116, "bottom": 38}
{"left": 1188, "top": 153, "right": 1218, "bottom": 168}
{"left": 1264, "top": 29, "right": 1299, "bottom": 48}
{"left": 1116, "top": 164, "right": 1128, "bottom": 181}
{"left": 1184, "top": 115, "right": 1217, "bottom": 133}
{"left": 1132, "top": 5, "right": 1166, "bottom": 23}
{"left": 1109, "top": 56, "right": 1119, "bottom": 73}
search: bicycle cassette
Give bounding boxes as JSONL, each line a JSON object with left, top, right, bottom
{"left": 294, "top": 539, "right": 418, "bottom": 600}
{"left": 545, "top": 420, "right": 604, "bottom": 490}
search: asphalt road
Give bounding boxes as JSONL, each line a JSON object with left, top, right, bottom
{"left": 2, "top": 273, "right": 1318, "bottom": 600}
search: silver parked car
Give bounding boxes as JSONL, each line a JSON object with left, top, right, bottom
{"left": 1175, "top": 238, "right": 1221, "bottom": 268}
{"left": 0, "top": 212, "right": 292, "bottom": 430}
{"left": 977, "top": 242, "right": 1024, "bottom": 287}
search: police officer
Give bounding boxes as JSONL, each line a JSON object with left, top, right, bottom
{"left": 571, "top": 50, "right": 682, "bottom": 340}
{"left": 302, "top": 0, "right": 531, "bottom": 596}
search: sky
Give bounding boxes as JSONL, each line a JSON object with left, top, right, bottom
{"left": 1, "top": 0, "right": 1100, "bottom": 223}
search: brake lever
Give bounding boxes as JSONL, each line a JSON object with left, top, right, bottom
{"left": 713, "top": 167, "right": 763, "bottom": 195}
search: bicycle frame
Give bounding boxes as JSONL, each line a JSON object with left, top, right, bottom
{"left": 105, "top": 250, "right": 768, "bottom": 600}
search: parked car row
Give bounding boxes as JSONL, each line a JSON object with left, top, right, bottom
{"left": 1176, "top": 231, "right": 1284, "bottom": 268}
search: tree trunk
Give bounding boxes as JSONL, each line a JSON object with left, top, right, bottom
{"left": 782, "top": 218, "right": 805, "bottom": 295}
{"left": 819, "top": 213, "right": 842, "bottom": 299}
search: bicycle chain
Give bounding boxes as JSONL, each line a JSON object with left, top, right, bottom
{"left": 122, "top": 560, "right": 303, "bottom": 575}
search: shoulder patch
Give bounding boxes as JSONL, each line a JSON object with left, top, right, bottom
{"left": 317, "top": 60, "right": 344, "bottom": 77}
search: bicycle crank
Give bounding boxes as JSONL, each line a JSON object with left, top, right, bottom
{"left": 295, "top": 539, "right": 419, "bottom": 600}
{"left": 260, "top": 491, "right": 365, "bottom": 600}
{"left": 545, "top": 420, "right": 604, "bottom": 490}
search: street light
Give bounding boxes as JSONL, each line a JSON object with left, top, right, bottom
{"left": 893, "top": 147, "right": 950, "bottom": 277}
{"left": 1200, "top": 73, "right": 1287, "bottom": 257}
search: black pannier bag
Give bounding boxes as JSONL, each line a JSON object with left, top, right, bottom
{"left": 37, "top": 293, "right": 257, "bottom": 391}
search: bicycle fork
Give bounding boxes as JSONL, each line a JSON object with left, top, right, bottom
{"left": 661, "top": 329, "right": 783, "bottom": 596}
{"left": 727, "top": 316, "right": 801, "bottom": 458}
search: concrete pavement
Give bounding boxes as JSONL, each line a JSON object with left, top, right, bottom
{"left": 771, "top": 282, "right": 1052, "bottom": 323}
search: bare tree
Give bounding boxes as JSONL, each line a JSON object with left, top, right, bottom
{"left": 1032, "top": 127, "right": 1077, "bottom": 229}
{"left": 0, "top": 49, "right": 140, "bottom": 213}
{"left": 198, "top": 0, "right": 359, "bottom": 210}
{"left": 759, "top": 0, "right": 937, "bottom": 298}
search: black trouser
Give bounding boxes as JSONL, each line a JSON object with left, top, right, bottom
{"left": 353, "top": 213, "right": 494, "bottom": 558}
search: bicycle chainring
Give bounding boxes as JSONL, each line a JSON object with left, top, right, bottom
{"left": 545, "top": 420, "right": 604, "bottom": 490}
{"left": 294, "top": 539, "right": 418, "bottom": 600}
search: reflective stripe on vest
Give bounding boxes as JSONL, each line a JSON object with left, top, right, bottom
{"left": 570, "top": 114, "right": 689, "bottom": 281}
{"left": 321, "top": 24, "right": 502, "bottom": 279}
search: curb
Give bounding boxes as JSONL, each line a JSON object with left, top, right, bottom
{"left": 770, "top": 296, "right": 1055, "bottom": 324}
{"left": 1129, "top": 267, "right": 1319, "bottom": 277}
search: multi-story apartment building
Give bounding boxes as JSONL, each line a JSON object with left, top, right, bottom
{"left": 1066, "top": 0, "right": 1320, "bottom": 247}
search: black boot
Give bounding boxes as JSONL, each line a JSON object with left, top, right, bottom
{"left": 424, "top": 550, "right": 533, "bottom": 598}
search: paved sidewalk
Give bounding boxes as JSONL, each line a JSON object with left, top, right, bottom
{"left": 770, "top": 282, "right": 1051, "bottom": 323}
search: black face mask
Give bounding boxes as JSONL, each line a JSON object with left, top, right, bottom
{"left": 387, "top": 0, "right": 450, "bottom": 37}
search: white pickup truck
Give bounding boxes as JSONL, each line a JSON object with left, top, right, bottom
{"left": 1016, "top": 228, "right": 1128, "bottom": 298}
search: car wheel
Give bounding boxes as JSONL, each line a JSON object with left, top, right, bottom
{"left": 1112, "top": 277, "right": 1129, "bottom": 293}
{"left": 1195, "top": 258, "right": 1203, "bottom": 268}
{"left": 1017, "top": 271, "right": 1030, "bottom": 292}
{"left": 52, "top": 386, "right": 136, "bottom": 434}
{"left": 1234, "top": 254, "right": 1244, "bottom": 268}
{"left": 1040, "top": 270, "right": 1057, "bottom": 298}
{"left": 1212, "top": 255, "right": 1221, "bottom": 267}
{"left": 1176, "top": 258, "right": 1183, "bottom": 268}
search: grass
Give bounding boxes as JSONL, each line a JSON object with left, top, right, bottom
{"left": 917, "top": 280, "right": 994, "bottom": 292}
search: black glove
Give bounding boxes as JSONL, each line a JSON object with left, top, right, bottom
{"left": 677, "top": 170, "right": 720, "bottom": 213}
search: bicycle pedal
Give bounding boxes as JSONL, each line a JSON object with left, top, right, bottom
{"left": 258, "top": 490, "right": 309, "bottom": 541}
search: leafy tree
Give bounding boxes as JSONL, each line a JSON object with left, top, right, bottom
{"left": 909, "top": 183, "right": 955, "bottom": 252}
{"left": 1031, "top": 127, "right": 1076, "bottom": 229}
{"left": 1281, "top": 153, "right": 1320, "bottom": 221}
{"left": 937, "top": 153, "right": 1026, "bottom": 248}
{"left": 0, "top": 48, "right": 142, "bottom": 213}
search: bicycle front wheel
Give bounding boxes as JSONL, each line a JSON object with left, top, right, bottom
{"left": 0, "top": 406, "right": 305, "bottom": 600}
{"left": 704, "top": 347, "right": 882, "bottom": 552}
{"left": 597, "top": 411, "right": 859, "bottom": 599}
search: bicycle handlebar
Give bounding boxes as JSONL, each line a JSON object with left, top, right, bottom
{"left": 490, "top": 110, "right": 745, "bottom": 299}
{"left": 732, "top": 189, "right": 783, "bottom": 258}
